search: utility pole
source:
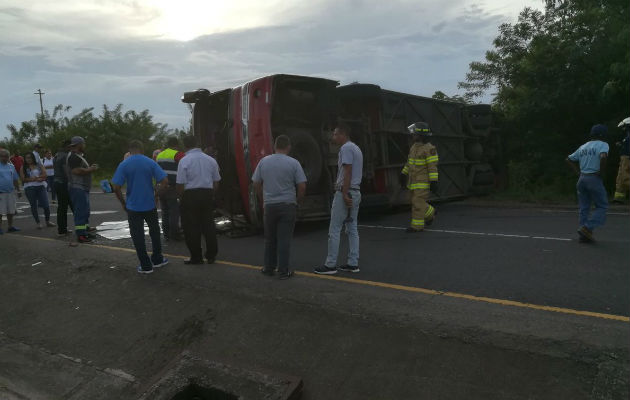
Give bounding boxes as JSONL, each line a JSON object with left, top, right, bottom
{"left": 34, "top": 89, "right": 45, "bottom": 136}
{"left": 34, "top": 89, "right": 45, "bottom": 116}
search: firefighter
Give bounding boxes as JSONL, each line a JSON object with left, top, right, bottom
{"left": 401, "top": 122, "right": 438, "bottom": 233}
{"left": 613, "top": 117, "right": 630, "bottom": 203}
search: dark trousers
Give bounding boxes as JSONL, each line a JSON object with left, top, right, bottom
{"left": 159, "top": 187, "right": 181, "bottom": 239}
{"left": 181, "top": 189, "right": 217, "bottom": 262}
{"left": 263, "top": 203, "right": 297, "bottom": 274}
{"left": 24, "top": 186, "right": 50, "bottom": 224}
{"left": 46, "top": 176, "right": 56, "bottom": 200}
{"left": 127, "top": 209, "right": 163, "bottom": 268}
{"left": 55, "top": 182, "right": 74, "bottom": 234}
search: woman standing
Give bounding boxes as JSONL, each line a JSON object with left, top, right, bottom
{"left": 20, "top": 152, "right": 55, "bottom": 229}
{"left": 42, "top": 149, "right": 56, "bottom": 203}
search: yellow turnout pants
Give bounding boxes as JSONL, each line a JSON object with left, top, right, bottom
{"left": 614, "top": 155, "right": 630, "bottom": 200}
{"left": 410, "top": 189, "right": 435, "bottom": 230}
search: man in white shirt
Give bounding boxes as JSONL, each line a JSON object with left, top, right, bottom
{"left": 176, "top": 135, "right": 221, "bottom": 264}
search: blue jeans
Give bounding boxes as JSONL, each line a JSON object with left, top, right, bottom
{"left": 127, "top": 209, "right": 163, "bottom": 268}
{"left": 24, "top": 185, "right": 50, "bottom": 224}
{"left": 69, "top": 187, "right": 90, "bottom": 237}
{"left": 577, "top": 174, "right": 608, "bottom": 231}
{"left": 325, "top": 190, "right": 361, "bottom": 267}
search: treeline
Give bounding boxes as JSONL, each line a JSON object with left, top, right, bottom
{"left": 459, "top": 0, "right": 629, "bottom": 196}
{"left": 2, "top": 104, "right": 189, "bottom": 172}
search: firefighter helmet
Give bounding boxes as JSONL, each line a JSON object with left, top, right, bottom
{"left": 617, "top": 117, "right": 630, "bottom": 129}
{"left": 407, "top": 122, "right": 432, "bottom": 136}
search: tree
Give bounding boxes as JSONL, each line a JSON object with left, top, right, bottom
{"left": 459, "top": 0, "right": 630, "bottom": 194}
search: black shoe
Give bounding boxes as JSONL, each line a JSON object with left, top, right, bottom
{"left": 184, "top": 258, "right": 204, "bottom": 265}
{"left": 337, "top": 264, "right": 360, "bottom": 273}
{"left": 405, "top": 227, "right": 422, "bottom": 233}
{"left": 577, "top": 226, "right": 594, "bottom": 242}
{"left": 87, "top": 227, "right": 97, "bottom": 233}
{"left": 278, "top": 271, "right": 294, "bottom": 280}
{"left": 261, "top": 268, "right": 275, "bottom": 276}
{"left": 206, "top": 258, "right": 215, "bottom": 264}
{"left": 87, "top": 232, "right": 97, "bottom": 239}
{"left": 313, "top": 266, "right": 337, "bottom": 275}
{"left": 425, "top": 217, "right": 434, "bottom": 226}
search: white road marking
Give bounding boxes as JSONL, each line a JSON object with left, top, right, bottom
{"left": 358, "top": 224, "right": 572, "bottom": 242}
{"left": 542, "top": 209, "right": 629, "bottom": 216}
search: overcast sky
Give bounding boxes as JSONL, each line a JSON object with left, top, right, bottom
{"left": 0, "top": 0, "right": 540, "bottom": 139}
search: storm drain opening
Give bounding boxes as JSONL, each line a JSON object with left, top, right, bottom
{"left": 170, "top": 383, "right": 237, "bottom": 400}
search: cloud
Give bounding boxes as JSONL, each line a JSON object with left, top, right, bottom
{"left": 0, "top": 0, "right": 535, "bottom": 138}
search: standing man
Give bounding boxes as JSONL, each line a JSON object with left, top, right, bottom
{"left": 42, "top": 149, "right": 56, "bottom": 203}
{"left": 176, "top": 135, "right": 221, "bottom": 264}
{"left": 314, "top": 123, "right": 363, "bottom": 275}
{"left": 0, "top": 149, "right": 21, "bottom": 234}
{"left": 112, "top": 140, "right": 169, "bottom": 274}
{"left": 54, "top": 139, "right": 74, "bottom": 236}
{"left": 613, "top": 117, "right": 630, "bottom": 203}
{"left": 400, "top": 122, "right": 439, "bottom": 232}
{"left": 252, "top": 135, "right": 307, "bottom": 280}
{"left": 67, "top": 136, "right": 98, "bottom": 243}
{"left": 156, "top": 137, "right": 185, "bottom": 241}
{"left": 9, "top": 151, "right": 24, "bottom": 178}
{"left": 33, "top": 143, "right": 43, "bottom": 166}
{"left": 566, "top": 124, "right": 609, "bottom": 243}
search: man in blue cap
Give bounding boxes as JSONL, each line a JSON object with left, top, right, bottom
{"left": 566, "top": 124, "right": 609, "bottom": 243}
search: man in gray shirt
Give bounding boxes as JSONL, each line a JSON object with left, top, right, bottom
{"left": 252, "top": 135, "right": 307, "bottom": 280}
{"left": 314, "top": 123, "right": 363, "bottom": 275}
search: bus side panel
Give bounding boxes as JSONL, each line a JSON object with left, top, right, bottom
{"left": 246, "top": 77, "right": 274, "bottom": 176}
{"left": 231, "top": 86, "right": 251, "bottom": 219}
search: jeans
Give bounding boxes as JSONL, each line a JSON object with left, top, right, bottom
{"left": 263, "top": 203, "right": 297, "bottom": 274}
{"left": 54, "top": 182, "right": 74, "bottom": 234}
{"left": 577, "top": 174, "right": 608, "bottom": 231}
{"left": 69, "top": 187, "right": 90, "bottom": 237}
{"left": 181, "top": 189, "right": 218, "bottom": 261}
{"left": 325, "top": 190, "right": 361, "bottom": 268}
{"left": 159, "top": 187, "right": 181, "bottom": 239}
{"left": 24, "top": 186, "right": 50, "bottom": 224}
{"left": 127, "top": 209, "right": 163, "bottom": 268}
{"left": 46, "top": 176, "right": 56, "bottom": 201}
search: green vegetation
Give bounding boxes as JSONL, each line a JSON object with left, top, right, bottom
{"left": 460, "top": 0, "right": 630, "bottom": 199}
{"left": 2, "top": 104, "right": 190, "bottom": 180}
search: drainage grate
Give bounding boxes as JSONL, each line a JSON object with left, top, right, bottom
{"left": 170, "top": 383, "right": 237, "bottom": 400}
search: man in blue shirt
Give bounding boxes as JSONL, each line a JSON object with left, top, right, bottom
{"left": 0, "top": 149, "right": 21, "bottom": 234}
{"left": 566, "top": 124, "right": 609, "bottom": 243}
{"left": 112, "top": 140, "right": 169, "bottom": 273}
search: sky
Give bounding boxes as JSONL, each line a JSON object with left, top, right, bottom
{"left": 0, "top": 0, "right": 540, "bottom": 139}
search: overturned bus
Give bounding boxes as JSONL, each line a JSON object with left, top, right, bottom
{"left": 182, "top": 74, "right": 499, "bottom": 230}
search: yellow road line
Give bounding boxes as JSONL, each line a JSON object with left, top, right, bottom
{"left": 17, "top": 234, "right": 630, "bottom": 323}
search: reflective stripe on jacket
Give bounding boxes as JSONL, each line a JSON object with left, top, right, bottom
{"left": 401, "top": 142, "right": 439, "bottom": 190}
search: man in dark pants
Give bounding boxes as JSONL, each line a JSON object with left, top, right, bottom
{"left": 176, "top": 135, "right": 221, "bottom": 264}
{"left": 112, "top": 140, "right": 169, "bottom": 274}
{"left": 53, "top": 139, "right": 74, "bottom": 235}
{"left": 252, "top": 135, "right": 307, "bottom": 280}
{"left": 156, "top": 137, "right": 185, "bottom": 240}
{"left": 67, "top": 136, "right": 98, "bottom": 243}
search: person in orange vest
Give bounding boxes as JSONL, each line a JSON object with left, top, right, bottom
{"left": 401, "top": 122, "right": 438, "bottom": 232}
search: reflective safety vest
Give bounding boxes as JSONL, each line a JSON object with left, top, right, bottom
{"left": 156, "top": 148, "right": 179, "bottom": 186}
{"left": 401, "top": 142, "right": 438, "bottom": 190}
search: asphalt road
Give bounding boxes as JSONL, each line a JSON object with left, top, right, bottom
{"left": 11, "top": 192, "right": 630, "bottom": 317}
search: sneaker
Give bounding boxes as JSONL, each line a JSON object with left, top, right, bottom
{"left": 338, "top": 264, "right": 360, "bottom": 273}
{"left": 8, "top": 227, "right": 20, "bottom": 233}
{"left": 577, "top": 226, "right": 594, "bottom": 242}
{"left": 261, "top": 267, "right": 274, "bottom": 276}
{"left": 278, "top": 271, "right": 294, "bottom": 280}
{"left": 46, "top": 221, "right": 56, "bottom": 227}
{"left": 77, "top": 235, "right": 92, "bottom": 244}
{"left": 137, "top": 266, "right": 154, "bottom": 274}
{"left": 313, "top": 266, "right": 337, "bottom": 275}
{"left": 87, "top": 226, "right": 97, "bottom": 233}
{"left": 153, "top": 257, "right": 169, "bottom": 268}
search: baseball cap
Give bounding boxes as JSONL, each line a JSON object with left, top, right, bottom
{"left": 589, "top": 124, "right": 608, "bottom": 139}
{"left": 70, "top": 136, "right": 85, "bottom": 146}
